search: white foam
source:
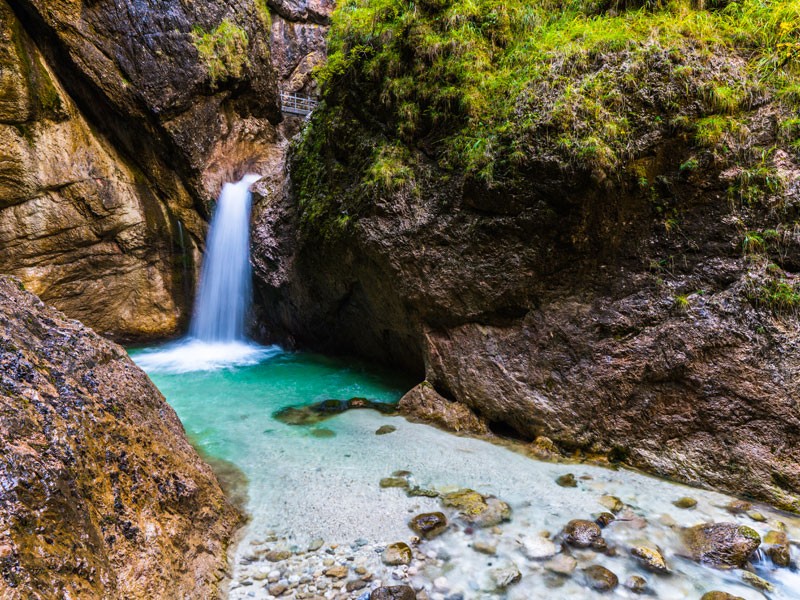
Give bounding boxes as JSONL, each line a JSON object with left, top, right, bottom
{"left": 132, "top": 338, "right": 280, "bottom": 373}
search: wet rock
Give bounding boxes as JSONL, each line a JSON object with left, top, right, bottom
{"left": 519, "top": 536, "right": 557, "bottom": 560}
{"left": 630, "top": 546, "right": 669, "bottom": 573}
{"left": 747, "top": 511, "right": 767, "bottom": 522}
{"left": 673, "top": 497, "right": 697, "bottom": 509}
{"left": 556, "top": 474, "right": 577, "bottom": 487}
{"left": 266, "top": 550, "right": 293, "bottom": 562}
{"left": 763, "top": 530, "right": 791, "bottom": 567}
{"left": 583, "top": 565, "right": 618, "bottom": 591}
{"left": 409, "top": 513, "right": 448, "bottom": 539}
{"left": 311, "top": 427, "right": 336, "bottom": 438}
{"left": 544, "top": 554, "right": 578, "bottom": 575}
{"left": 370, "top": 585, "right": 417, "bottom": 600}
{"left": 376, "top": 425, "right": 397, "bottom": 435}
{"left": 397, "top": 382, "right": 488, "bottom": 434}
{"left": 488, "top": 563, "right": 522, "bottom": 589}
{"left": 440, "top": 489, "right": 511, "bottom": 527}
{"left": 595, "top": 513, "right": 616, "bottom": 528}
{"left": 741, "top": 571, "right": 774, "bottom": 592}
{"left": 382, "top": 543, "right": 412, "bottom": 566}
{"left": 700, "top": 593, "right": 745, "bottom": 600}
{"left": 682, "top": 523, "right": 761, "bottom": 568}
{"left": 564, "top": 519, "right": 606, "bottom": 550}
{"left": 598, "top": 495, "right": 623, "bottom": 514}
{"left": 529, "top": 436, "right": 561, "bottom": 459}
{"left": 624, "top": 575, "right": 648, "bottom": 593}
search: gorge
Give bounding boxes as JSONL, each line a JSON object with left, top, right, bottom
{"left": 1, "top": 0, "right": 800, "bottom": 598}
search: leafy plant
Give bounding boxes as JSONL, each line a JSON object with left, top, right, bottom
{"left": 192, "top": 19, "right": 250, "bottom": 88}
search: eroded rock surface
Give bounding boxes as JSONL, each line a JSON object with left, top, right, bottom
{"left": 0, "top": 276, "right": 241, "bottom": 598}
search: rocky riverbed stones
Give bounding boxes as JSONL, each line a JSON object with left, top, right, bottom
{"left": 673, "top": 497, "right": 698, "bottom": 509}
{"left": 544, "top": 554, "right": 578, "bottom": 575}
{"left": 624, "top": 575, "right": 648, "bottom": 593}
{"left": 701, "top": 593, "right": 745, "bottom": 600}
{"left": 518, "top": 535, "right": 557, "bottom": 560}
{"left": 488, "top": 563, "right": 522, "bottom": 589}
{"left": 556, "top": 473, "right": 577, "bottom": 487}
{"left": 409, "top": 513, "right": 448, "bottom": 539}
{"left": 598, "top": 495, "right": 624, "bottom": 513}
{"left": 564, "top": 519, "right": 607, "bottom": 550}
{"left": 682, "top": 523, "right": 761, "bottom": 568}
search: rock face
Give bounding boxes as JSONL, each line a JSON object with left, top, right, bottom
{"left": 1, "top": 0, "right": 295, "bottom": 340}
{"left": 0, "top": 0, "right": 193, "bottom": 340}
{"left": 251, "top": 9, "right": 800, "bottom": 510}
{"left": 0, "top": 276, "right": 241, "bottom": 598}
{"left": 398, "top": 382, "right": 488, "bottom": 435}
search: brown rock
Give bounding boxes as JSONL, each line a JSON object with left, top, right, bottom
{"left": 408, "top": 512, "right": 448, "bottom": 539}
{"left": 370, "top": 586, "right": 417, "bottom": 600}
{"left": 701, "top": 593, "right": 745, "bottom": 600}
{"left": 682, "top": 523, "right": 761, "bottom": 568}
{"left": 266, "top": 550, "right": 292, "bottom": 562}
{"left": 326, "top": 565, "right": 348, "bottom": 578}
{"left": 583, "top": 565, "right": 618, "bottom": 591}
{"left": 763, "top": 530, "right": 791, "bottom": 567}
{"left": 630, "top": 546, "right": 669, "bottom": 573}
{"left": 397, "top": 382, "right": 488, "bottom": 434}
{"left": 556, "top": 473, "right": 577, "bottom": 487}
{"left": 624, "top": 575, "right": 647, "bottom": 593}
{"left": 564, "top": 519, "right": 606, "bottom": 550}
{"left": 673, "top": 497, "right": 697, "bottom": 509}
{"left": 0, "top": 276, "right": 241, "bottom": 598}
{"left": 382, "top": 542, "right": 412, "bottom": 566}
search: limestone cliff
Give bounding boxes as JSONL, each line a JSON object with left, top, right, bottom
{"left": 0, "top": 275, "right": 242, "bottom": 598}
{"left": 252, "top": 1, "right": 800, "bottom": 509}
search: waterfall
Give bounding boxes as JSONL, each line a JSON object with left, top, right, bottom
{"left": 133, "top": 173, "right": 279, "bottom": 373}
{"left": 190, "top": 174, "right": 260, "bottom": 342}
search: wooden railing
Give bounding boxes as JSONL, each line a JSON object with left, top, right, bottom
{"left": 280, "top": 92, "right": 318, "bottom": 116}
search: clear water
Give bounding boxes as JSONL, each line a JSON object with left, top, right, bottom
{"left": 130, "top": 346, "right": 800, "bottom": 600}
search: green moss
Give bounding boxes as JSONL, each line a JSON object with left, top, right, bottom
{"left": 192, "top": 19, "right": 250, "bottom": 88}
{"left": 254, "top": 0, "right": 273, "bottom": 30}
{"left": 747, "top": 271, "right": 800, "bottom": 314}
{"left": 295, "top": 0, "right": 800, "bottom": 233}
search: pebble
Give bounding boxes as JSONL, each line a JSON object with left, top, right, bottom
{"left": 519, "top": 536, "right": 557, "bottom": 560}
{"left": 544, "top": 554, "right": 577, "bottom": 575}
{"left": 489, "top": 563, "right": 522, "bottom": 589}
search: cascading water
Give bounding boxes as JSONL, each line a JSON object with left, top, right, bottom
{"left": 134, "top": 174, "right": 278, "bottom": 372}
{"left": 190, "top": 174, "right": 260, "bottom": 342}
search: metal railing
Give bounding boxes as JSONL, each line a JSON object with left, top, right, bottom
{"left": 280, "top": 92, "right": 318, "bottom": 116}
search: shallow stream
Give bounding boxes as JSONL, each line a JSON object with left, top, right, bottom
{"left": 130, "top": 342, "right": 800, "bottom": 600}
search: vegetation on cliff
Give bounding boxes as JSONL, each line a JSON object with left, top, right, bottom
{"left": 293, "top": 0, "right": 799, "bottom": 231}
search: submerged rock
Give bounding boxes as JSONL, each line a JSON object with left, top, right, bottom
{"left": 544, "top": 554, "right": 577, "bottom": 575}
{"left": 488, "top": 563, "right": 522, "bottom": 589}
{"left": 701, "top": 593, "right": 745, "bottom": 600}
{"left": 0, "top": 276, "right": 241, "bottom": 597}
{"left": 598, "top": 495, "right": 624, "bottom": 514}
{"left": 673, "top": 497, "right": 698, "bottom": 509}
{"left": 519, "top": 536, "right": 557, "bottom": 560}
{"left": 564, "top": 519, "right": 606, "bottom": 550}
{"left": 370, "top": 586, "right": 416, "bottom": 600}
{"left": 741, "top": 571, "right": 774, "bottom": 592}
{"left": 556, "top": 473, "right": 577, "bottom": 487}
{"left": 409, "top": 512, "right": 448, "bottom": 539}
{"left": 440, "top": 489, "right": 511, "bottom": 527}
{"left": 583, "top": 565, "right": 619, "bottom": 591}
{"left": 624, "top": 575, "right": 648, "bottom": 593}
{"left": 380, "top": 477, "right": 410, "bottom": 489}
{"left": 595, "top": 512, "right": 616, "bottom": 528}
{"left": 376, "top": 425, "right": 397, "bottom": 435}
{"left": 682, "top": 523, "right": 761, "bottom": 568}
{"left": 274, "top": 398, "right": 397, "bottom": 425}
{"left": 382, "top": 542, "right": 412, "bottom": 566}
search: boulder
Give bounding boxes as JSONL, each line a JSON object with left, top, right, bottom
{"left": 682, "top": 523, "right": 761, "bottom": 568}
{"left": 382, "top": 542, "right": 412, "bottom": 566}
{"left": 370, "top": 586, "right": 416, "bottom": 600}
{"left": 763, "top": 530, "right": 791, "bottom": 567}
{"left": 583, "top": 565, "right": 618, "bottom": 591}
{"left": 630, "top": 546, "right": 669, "bottom": 573}
{"left": 398, "top": 382, "right": 488, "bottom": 435}
{"left": 0, "top": 276, "right": 241, "bottom": 598}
